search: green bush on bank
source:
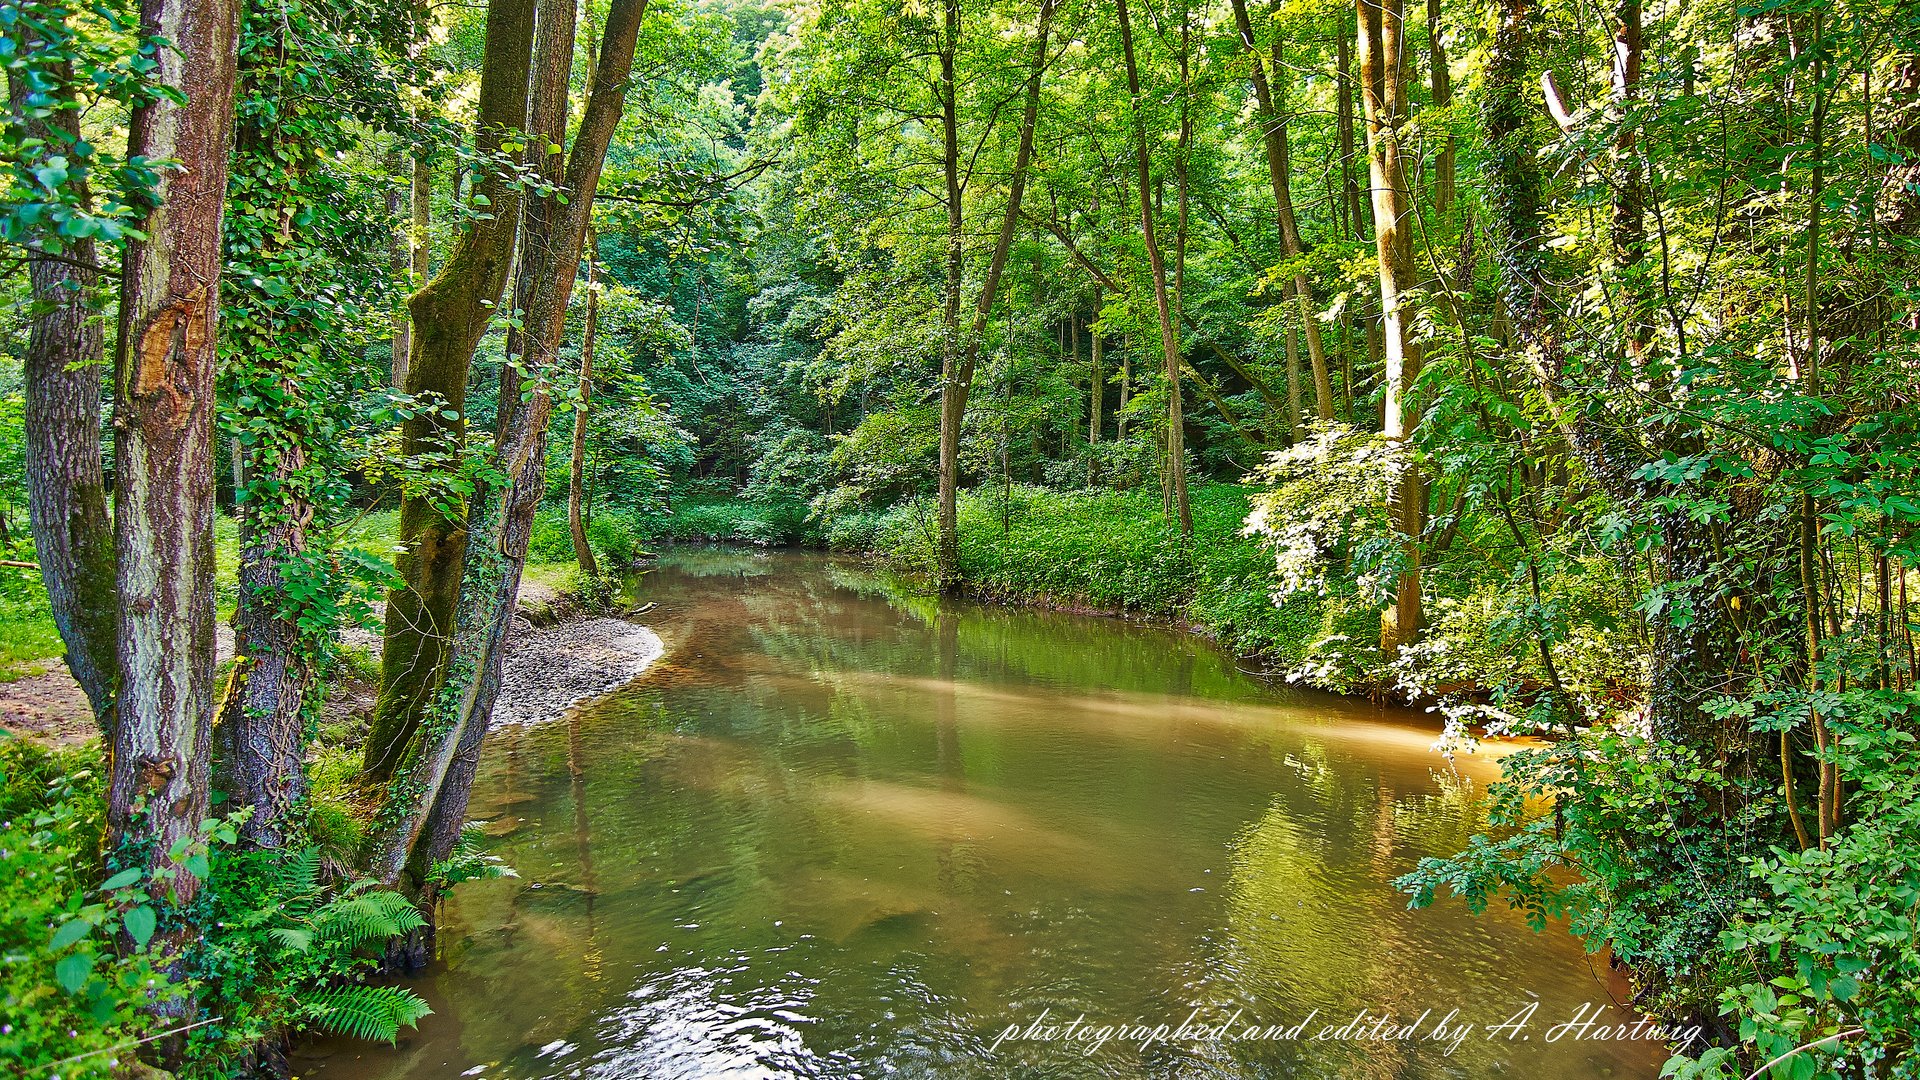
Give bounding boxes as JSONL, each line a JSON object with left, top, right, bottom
{"left": 645, "top": 497, "right": 817, "bottom": 547}
{"left": 833, "top": 483, "right": 1384, "bottom": 688}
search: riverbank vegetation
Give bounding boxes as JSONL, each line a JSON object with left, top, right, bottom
{"left": 3, "top": 0, "right": 1918, "bottom": 1074}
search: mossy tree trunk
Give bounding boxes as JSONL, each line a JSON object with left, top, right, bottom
{"left": 370, "top": 0, "right": 653, "bottom": 887}
{"left": 364, "top": 0, "right": 538, "bottom": 784}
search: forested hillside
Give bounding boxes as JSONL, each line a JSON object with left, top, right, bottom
{"left": 3, "top": 0, "right": 1918, "bottom": 1074}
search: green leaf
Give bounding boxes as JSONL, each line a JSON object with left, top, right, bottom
{"left": 51, "top": 918, "right": 92, "bottom": 951}
{"left": 102, "top": 868, "right": 143, "bottom": 891}
{"left": 56, "top": 952, "right": 94, "bottom": 993}
{"left": 124, "top": 905, "right": 157, "bottom": 947}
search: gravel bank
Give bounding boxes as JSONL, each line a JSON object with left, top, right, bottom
{"left": 490, "top": 617, "right": 665, "bottom": 727}
{"left": 2, "top": 613, "right": 661, "bottom": 746}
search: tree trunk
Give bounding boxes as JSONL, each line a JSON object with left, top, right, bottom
{"left": 1117, "top": 0, "right": 1192, "bottom": 536}
{"left": 933, "top": 0, "right": 965, "bottom": 594}
{"left": 9, "top": 39, "right": 116, "bottom": 723}
{"left": 1283, "top": 293, "right": 1303, "bottom": 443}
{"left": 1358, "top": 0, "right": 1425, "bottom": 652}
{"left": 371, "top": 0, "right": 652, "bottom": 886}
{"left": 108, "top": 0, "right": 239, "bottom": 954}
{"left": 400, "top": 151, "right": 430, "bottom": 390}
{"left": 1480, "top": 0, "right": 1729, "bottom": 748}
{"left": 1337, "top": 12, "right": 1366, "bottom": 241}
{"left": 365, "top": 0, "right": 538, "bottom": 783}
{"left": 570, "top": 229, "right": 601, "bottom": 576}
{"left": 1089, "top": 305, "right": 1103, "bottom": 446}
{"left": 1427, "top": 0, "right": 1455, "bottom": 214}
{"left": 1229, "top": 0, "right": 1335, "bottom": 420}
{"left": 936, "top": 0, "right": 1056, "bottom": 593}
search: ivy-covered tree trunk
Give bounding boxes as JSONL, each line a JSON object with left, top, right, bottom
{"left": 218, "top": 13, "right": 331, "bottom": 851}
{"left": 370, "top": 0, "right": 652, "bottom": 888}
{"left": 9, "top": 38, "right": 117, "bottom": 723}
{"left": 1479, "top": 0, "right": 1731, "bottom": 750}
{"left": 365, "top": 0, "right": 538, "bottom": 783}
{"left": 107, "top": 0, "right": 239, "bottom": 946}
{"left": 1357, "top": 0, "right": 1424, "bottom": 652}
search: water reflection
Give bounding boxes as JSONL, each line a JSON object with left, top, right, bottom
{"left": 301, "top": 549, "right": 1658, "bottom": 1080}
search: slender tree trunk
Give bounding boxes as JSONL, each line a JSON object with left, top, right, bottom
{"left": 1283, "top": 293, "right": 1303, "bottom": 443}
{"left": 365, "top": 0, "right": 538, "bottom": 783}
{"left": 400, "top": 151, "right": 430, "bottom": 391}
{"left": 9, "top": 39, "right": 116, "bottom": 722}
{"left": 1338, "top": 13, "right": 1366, "bottom": 241}
{"left": 108, "top": 0, "right": 239, "bottom": 962}
{"left": 1229, "top": 0, "right": 1334, "bottom": 419}
{"left": 571, "top": 229, "right": 601, "bottom": 577}
{"left": 1359, "top": 0, "right": 1425, "bottom": 651}
{"left": 1089, "top": 305, "right": 1103, "bottom": 446}
{"left": 936, "top": 0, "right": 1055, "bottom": 592}
{"left": 1117, "top": 0, "right": 1191, "bottom": 536}
{"left": 388, "top": 149, "right": 411, "bottom": 386}
{"left": 1427, "top": 0, "right": 1455, "bottom": 214}
{"left": 933, "top": 0, "right": 966, "bottom": 595}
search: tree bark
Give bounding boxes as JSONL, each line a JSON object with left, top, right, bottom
{"left": 365, "top": 0, "right": 538, "bottom": 783}
{"left": 1358, "top": 0, "right": 1425, "bottom": 652}
{"left": 933, "top": 0, "right": 967, "bottom": 595}
{"left": 936, "top": 0, "right": 1055, "bottom": 592}
{"left": 1089, "top": 304, "right": 1103, "bottom": 446}
{"left": 108, "top": 0, "right": 240, "bottom": 940}
{"left": 1117, "top": 0, "right": 1192, "bottom": 536}
{"left": 570, "top": 229, "right": 601, "bottom": 576}
{"left": 1427, "top": 0, "right": 1455, "bottom": 213}
{"left": 8, "top": 39, "right": 116, "bottom": 723}
{"left": 1337, "top": 12, "right": 1366, "bottom": 241}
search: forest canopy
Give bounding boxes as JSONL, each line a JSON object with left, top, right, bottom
{"left": 3, "top": 0, "right": 1919, "bottom": 1074}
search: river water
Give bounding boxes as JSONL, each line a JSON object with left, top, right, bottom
{"left": 303, "top": 549, "right": 1661, "bottom": 1080}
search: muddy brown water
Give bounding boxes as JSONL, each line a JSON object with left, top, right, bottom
{"left": 300, "top": 549, "right": 1663, "bottom": 1079}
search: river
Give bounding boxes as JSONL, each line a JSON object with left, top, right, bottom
{"left": 301, "top": 548, "right": 1661, "bottom": 1079}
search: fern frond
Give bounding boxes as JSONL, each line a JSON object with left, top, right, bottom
{"left": 308, "top": 984, "right": 432, "bottom": 1043}
{"left": 271, "top": 846, "right": 324, "bottom": 905}
{"left": 312, "top": 888, "right": 426, "bottom": 950}
{"left": 430, "top": 824, "right": 518, "bottom": 888}
{"left": 267, "top": 926, "right": 315, "bottom": 953}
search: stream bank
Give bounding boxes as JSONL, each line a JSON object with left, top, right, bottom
{"left": 0, "top": 578, "right": 662, "bottom": 748}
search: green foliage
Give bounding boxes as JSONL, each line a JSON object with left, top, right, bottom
{"left": 646, "top": 496, "right": 817, "bottom": 546}
{"left": 845, "top": 483, "right": 1374, "bottom": 685}
{"left": 0, "top": 739, "right": 182, "bottom": 1078}
{"left": 428, "top": 823, "right": 516, "bottom": 890}
{"left": 188, "top": 847, "right": 431, "bottom": 1060}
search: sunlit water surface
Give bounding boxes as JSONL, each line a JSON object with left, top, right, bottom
{"left": 301, "top": 549, "right": 1660, "bottom": 1080}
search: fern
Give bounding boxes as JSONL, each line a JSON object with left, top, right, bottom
{"left": 311, "top": 887, "right": 426, "bottom": 951}
{"left": 266, "top": 926, "right": 314, "bottom": 953}
{"left": 429, "top": 823, "right": 518, "bottom": 888}
{"left": 308, "top": 984, "right": 432, "bottom": 1043}
{"left": 269, "top": 845, "right": 323, "bottom": 901}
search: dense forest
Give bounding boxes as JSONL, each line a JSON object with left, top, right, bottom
{"left": 2, "top": 0, "right": 1918, "bottom": 1074}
